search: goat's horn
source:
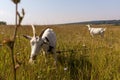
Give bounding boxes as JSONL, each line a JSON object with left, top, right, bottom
{"left": 31, "top": 25, "right": 36, "bottom": 37}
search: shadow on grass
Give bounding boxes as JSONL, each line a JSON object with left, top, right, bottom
{"left": 57, "top": 50, "right": 92, "bottom": 80}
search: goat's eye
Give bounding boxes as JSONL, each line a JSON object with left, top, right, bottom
{"left": 36, "top": 38, "right": 38, "bottom": 41}
{"left": 36, "top": 37, "right": 39, "bottom": 41}
{"left": 36, "top": 37, "right": 38, "bottom": 39}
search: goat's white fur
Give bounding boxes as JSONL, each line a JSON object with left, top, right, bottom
{"left": 86, "top": 24, "right": 106, "bottom": 37}
{"left": 23, "top": 25, "right": 57, "bottom": 64}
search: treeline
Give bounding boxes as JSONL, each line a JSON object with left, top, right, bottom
{"left": 79, "top": 20, "right": 120, "bottom": 25}
{"left": 66, "top": 20, "right": 120, "bottom": 25}
{"left": 0, "top": 21, "right": 7, "bottom": 25}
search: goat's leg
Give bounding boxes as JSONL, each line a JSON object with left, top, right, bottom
{"left": 90, "top": 33, "right": 94, "bottom": 38}
{"left": 44, "top": 52, "right": 47, "bottom": 64}
{"left": 42, "top": 44, "right": 49, "bottom": 64}
{"left": 41, "top": 49, "right": 48, "bottom": 64}
{"left": 51, "top": 49, "right": 57, "bottom": 67}
{"left": 101, "top": 32, "right": 104, "bottom": 38}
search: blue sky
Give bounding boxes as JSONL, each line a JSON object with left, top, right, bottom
{"left": 0, "top": 0, "right": 120, "bottom": 25}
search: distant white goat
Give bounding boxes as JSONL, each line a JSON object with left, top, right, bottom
{"left": 23, "top": 25, "right": 57, "bottom": 64}
{"left": 86, "top": 24, "right": 106, "bottom": 37}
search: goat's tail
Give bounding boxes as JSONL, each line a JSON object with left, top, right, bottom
{"left": 101, "top": 28, "right": 106, "bottom": 33}
{"left": 103, "top": 28, "right": 106, "bottom": 31}
{"left": 102, "top": 28, "right": 106, "bottom": 32}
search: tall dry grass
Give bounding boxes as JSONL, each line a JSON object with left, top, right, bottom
{"left": 0, "top": 24, "right": 120, "bottom": 80}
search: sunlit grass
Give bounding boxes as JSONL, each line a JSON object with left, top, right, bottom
{"left": 0, "top": 24, "right": 120, "bottom": 80}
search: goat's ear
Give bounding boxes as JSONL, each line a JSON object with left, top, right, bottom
{"left": 23, "top": 35, "right": 32, "bottom": 40}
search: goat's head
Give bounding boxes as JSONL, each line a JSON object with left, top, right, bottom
{"left": 86, "top": 24, "right": 91, "bottom": 30}
{"left": 23, "top": 25, "right": 48, "bottom": 64}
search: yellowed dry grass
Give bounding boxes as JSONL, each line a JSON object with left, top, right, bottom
{"left": 0, "top": 24, "right": 120, "bottom": 80}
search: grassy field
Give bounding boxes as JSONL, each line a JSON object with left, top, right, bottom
{"left": 0, "top": 24, "right": 120, "bottom": 80}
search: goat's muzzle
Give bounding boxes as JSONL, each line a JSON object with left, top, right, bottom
{"left": 29, "top": 58, "right": 35, "bottom": 64}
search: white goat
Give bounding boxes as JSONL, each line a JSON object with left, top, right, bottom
{"left": 86, "top": 24, "right": 106, "bottom": 37}
{"left": 23, "top": 25, "right": 57, "bottom": 64}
